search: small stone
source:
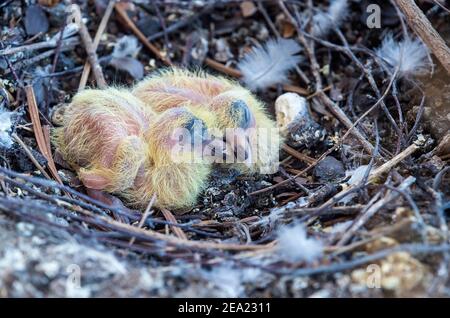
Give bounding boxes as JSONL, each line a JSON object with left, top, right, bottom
{"left": 275, "top": 93, "right": 327, "bottom": 148}
{"left": 240, "top": 1, "right": 257, "bottom": 17}
{"left": 314, "top": 156, "right": 345, "bottom": 182}
{"left": 24, "top": 5, "right": 49, "bottom": 36}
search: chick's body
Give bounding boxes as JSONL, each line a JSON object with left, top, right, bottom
{"left": 132, "top": 68, "right": 282, "bottom": 174}
{"left": 123, "top": 107, "right": 212, "bottom": 209}
{"left": 53, "top": 88, "right": 152, "bottom": 193}
{"left": 53, "top": 88, "right": 211, "bottom": 211}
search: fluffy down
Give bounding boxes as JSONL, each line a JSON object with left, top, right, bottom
{"left": 52, "top": 88, "right": 153, "bottom": 194}
{"left": 132, "top": 68, "right": 282, "bottom": 174}
{"left": 375, "top": 34, "right": 431, "bottom": 78}
{"left": 122, "top": 108, "right": 212, "bottom": 210}
{"left": 312, "top": 0, "right": 348, "bottom": 37}
{"left": 237, "top": 38, "right": 302, "bottom": 91}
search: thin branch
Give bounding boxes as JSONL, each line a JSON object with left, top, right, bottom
{"left": 70, "top": 4, "right": 107, "bottom": 88}
{"left": 78, "top": 0, "right": 115, "bottom": 91}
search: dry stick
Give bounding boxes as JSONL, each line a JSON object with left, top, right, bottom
{"left": 433, "top": 0, "right": 450, "bottom": 14}
{"left": 331, "top": 218, "right": 417, "bottom": 254}
{"left": 0, "top": 38, "right": 65, "bottom": 56}
{"left": 4, "top": 42, "right": 78, "bottom": 75}
{"left": 161, "top": 208, "right": 188, "bottom": 240}
{"left": 298, "top": 142, "right": 420, "bottom": 228}
{"left": 114, "top": 2, "right": 171, "bottom": 66}
{"left": 369, "top": 143, "right": 419, "bottom": 181}
{"left": 306, "top": 85, "right": 332, "bottom": 100}
{"left": 395, "top": 0, "right": 450, "bottom": 74}
{"left": 147, "top": 4, "right": 214, "bottom": 42}
{"left": 78, "top": 0, "right": 115, "bottom": 91}
{"left": 320, "top": 94, "right": 375, "bottom": 155}
{"left": 74, "top": 207, "right": 272, "bottom": 252}
{"left": 11, "top": 133, "right": 52, "bottom": 180}
{"left": 282, "top": 144, "right": 316, "bottom": 164}
{"left": 129, "top": 193, "right": 156, "bottom": 246}
{"left": 70, "top": 5, "right": 107, "bottom": 89}
{"left": 25, "top": 86, "right": 63, "bottom": 185}
{"left": 151, "top": 1, "right": 173, "bottom": 64}
{"left": 284, "top": 243, "right": 450, "bottom": 276}
{"left": 336, "top": 176, "right": 416, "bottom": 246}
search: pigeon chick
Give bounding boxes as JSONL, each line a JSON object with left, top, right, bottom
{"left": 52, "top": 88, "right": 153, "bottom": 194}
{"left": 132, "top": 68, "right": 282, "bottom": 174}
{"left": 53, "top": 88, "right": 214, "bottom": 210}
{"left": 123, "top": 107, "right": 214, "bottom": 209}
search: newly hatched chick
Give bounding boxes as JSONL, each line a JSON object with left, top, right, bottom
{"left": 53, "top": 88, "right": 153, "bottom": 194}
{"left": 53, "top": 88, "right": 213, "bottom": 210}
{"left": 123, "top": 107, "right": 213, "bottom": 209}
{"left": 132, "top": 68, "right": 282, "bottom": 174}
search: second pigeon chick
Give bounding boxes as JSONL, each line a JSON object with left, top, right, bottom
{"left": 53, "top": 88, "right": 214, "bottom": 210}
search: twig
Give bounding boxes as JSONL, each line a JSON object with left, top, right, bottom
{"left": 129, "top": 193, "right": 156, "bottom": 246}
{"left": 78, "top": 0, "right": 115, "bottom": 91}
{"left": 301, "top": 142, "right": 420, "bottom": 224}
{"left": 114, "top": 2, "right": 171, "bottom": 66}
{"left": 0, "top": 37, "right": 77, "bottom": 56}
{"left": 369, "top": 143, "right": 419, "bottom": 181}
{"left": 395, "top": 0, "right": 450, "bottom": 74}
{"left": 282, "top": 144, "right": 316, "bottom": 164}
{"left": 25, "top": 86, "right": 63, "bottom": 184}
{"left": 249, "top": 145, "right": 336, "bottom": 196}
{"left": 11, "top": 133, "right": 52, "bottom": 180}
{"left": 278, "top": 1, "right": 375, "bottom": 155}
{"left": 147, "top": 4, "right": 215, "bottom": 41}
{"left": 70, "top": 4, "right": 107, "bottom": 88}
{"left": 51, "top": 20, "right": 67, "bottom": 73}
{"left": 4, "top": 42, "right": 78, "bottom": 75}
{"left": 336, "top": 176, "right": 416, "bottom": 246}
{"left": 161, "top": 208, "right": 188, "bottom": 240}
{"left": 75, "top": 207, "right": 272, "bottom": 252}
{"left": 151, "top": 1, "right": 173, "bottom": 64}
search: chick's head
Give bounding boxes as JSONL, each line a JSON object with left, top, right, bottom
{"left": 145, "top": 107, "right": 216, "bottom": 165}
{"left": 208, "top": 90, "right": 258, "bottom": 166}
{"left": 208, "top": 88, "right": 281, "bottom": 174}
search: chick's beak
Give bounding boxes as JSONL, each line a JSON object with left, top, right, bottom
{"left": 230, "top": 131, "right": 253, "bottom": 167}
{"left": 201, "top": 136, "right": 229, "bottom": 160}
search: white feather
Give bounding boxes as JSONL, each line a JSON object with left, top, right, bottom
{"left": 112, "top": 35, "right": 141, "bottom": 59}
{"left": 375, "top": 34, "right": 431, "bottom": 77}
{"left": 277, "top": 223, "right": 323, "bottom": 263}
{"left": 339, "top": 165, "right": 369, "bottom": 204}
{"left": 238, "top": 38, "right": 302, "bottom": 91}
{"left": 312, "top": 0, "right": 349, "bottom": 37}
{"left": 0, "top": 108, "right": 14, "bottom": 149}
